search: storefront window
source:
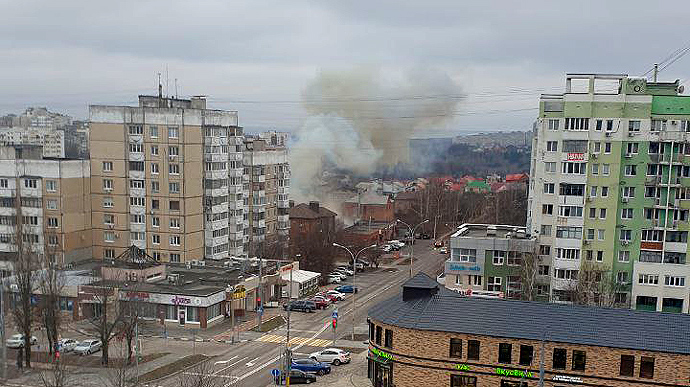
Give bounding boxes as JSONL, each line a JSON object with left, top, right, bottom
{"left": 186, "top": 306, "right": 200, "bottom": 322}
{"left": 165, "top": 305, "right": 176, "bottom": 320}
{"left": 451, "top": 375, "right": 476, "bottom": 387}
{"left": 208, "top": 302, "right": 221, "bottom": 320}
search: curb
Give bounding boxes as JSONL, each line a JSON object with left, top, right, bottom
{"left": 143, "top": 335, "right": 251, "bottom": 344}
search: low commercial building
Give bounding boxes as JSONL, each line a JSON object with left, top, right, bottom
{"left": 280, "top": 261, "right": 320, "bottom": 298}
{"left": 368, "top": 273, "right": 690, "bottom": 387}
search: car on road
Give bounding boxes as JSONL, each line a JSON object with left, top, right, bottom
{"left": 310, "top": 297, "right": 329, "bottom": 310}
{"left": 73, "top": 339, "right": 102, "bottom": 356}
{"left": 309, "top": 348, "right": 351, "bottom": 365}
{"left": 439, "top": 246, "right": 448, "bottom": 254}
{"left": 283, "top": 300, "right": 316, "bottom": 313}
{"left": 326, "top": 290, "right": 346, "bottom": 300}
{"left": 57, "top": 338, "right": 78, "bottom": 352}
{"left": 281, "top": 369, "right": 317, "bottom": 384}
{"left": 334, "top": 285, "right": 358, "bottom": 294}
{"left": 292, "top": 358, "right": 331, "bottom": 375}
{"left": 6, "top": 334, "right": 38, "bottom": 348}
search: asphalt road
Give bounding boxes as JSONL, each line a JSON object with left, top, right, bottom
{"left": 154, "top": 239, "right": 448, "bottom": 387}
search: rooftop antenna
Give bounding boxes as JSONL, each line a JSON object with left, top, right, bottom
{"left": 175, "top": 78, "right": 178, "bottom": 98}
{"left": 157, "top": 72, "right": 162, "bottom": 99}
{"left": 166, "top": 65, "right": 169, "bottom": 98}
{"left": 653, "top": 63, "right": 659, "bottom": 82}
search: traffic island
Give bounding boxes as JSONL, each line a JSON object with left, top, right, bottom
{"left": 137, "top": 354, "right": 210, "bottom": 383}
{"left": 251, "top": 315, "right": 286, "bottom": 332}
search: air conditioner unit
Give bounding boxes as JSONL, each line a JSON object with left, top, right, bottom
{"left": 108, "top": 224, "right": 114, "bottom": 229}
{"left": 198, "top": 261, "right": 206, "bottom": 267}
{"left": 590, "top": 153, "right": 598, "bottom": 159}
{"left": 605, "top": 132, "right": 612, "bottom": 137}
{"left": 621, "top": 240, "right": 629, "bottom": 246}
{"left": 114, "top": 233, "right": 120, "bottom": 239}
{"left": 583, "top": 240, "right": 590, "bottom": 245}
{"left": 628, "top": 132, "right": 635, "bottom": 137}
{"left": 622, "top": 197, "right": 629, "bottom": 203}
{"left": 624, "top": 153, "right": 633, "bottom": 158}
{"left": 10, "top": 284, "right": 18, "bottom": 291}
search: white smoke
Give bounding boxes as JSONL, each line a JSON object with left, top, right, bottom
{"left": 290, "top": 67, "right": 463, "bottom": 203}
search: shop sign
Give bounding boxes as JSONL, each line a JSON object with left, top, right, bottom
{"left": 369, "top": 347, "right": 393, "bottom": 361}
{"left": 495, "top": 367, "right": 533, "bottom": 378}
{"left": 448, "top": 263, "right": 481, "bottom": 272}
{"left": 172, "top": 296, "right": 192, "bottom": 305}
{"left": 124, "top": 291, "right": 149, "bottom": 301}
{"left": 553, "top": 375, "right": 582, "bottom": 383}
{"left": 455, "top": 363, "right": 471, "bottom": 371}
{"left": 232, "top": 285, "right": 246, "bottom": 300}
{"left": 567, "top": 153, "right": 585, "bottom": 161}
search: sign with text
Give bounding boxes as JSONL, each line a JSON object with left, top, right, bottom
{"left": 447, "top": 263, "right": 481, "bottom": 272}
{"left": 567, "top": 153, "right": 585, "bottom": 161}
{"left": 553, "top": 375, "right": 582, "bottom": 383}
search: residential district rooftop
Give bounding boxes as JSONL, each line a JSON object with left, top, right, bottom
{"left": 450, "top": 223, "right": 529, "bottom": 239}
{"left": 369, "top": 273, "right": 690, "bottom": 355}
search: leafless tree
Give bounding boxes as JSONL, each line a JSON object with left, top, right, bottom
{"left": 177, "top": 359, "right": 223, "bottom": 387}
{"left": 102, "top": 342, "right": 138, "bottom": 387}
{"left": 40, "top": 357, "right": 69, "bottom": 387}
{"left": 565, "top": 261, "right": 621, "bottom": 307}
{"left": 10, "top": 232, "right": 41, "bottom": 368}
{"left": 38, "top": 249, "right": 65, "bottom": 356}
{"left": 118, "top": 300, "right": 141, "bottom": 366}
{"left": 518, "top": 251, "right": 539, "bottom": 301}
{"left": 86, "top": 282, "right": 126, "bottom": 366}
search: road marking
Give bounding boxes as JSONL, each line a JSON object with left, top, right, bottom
{"left": 246, "top": 356, "right": 259, "bottom": 367}
{"left": 214, "top": 356, "right": 247, "bottom": 375}
{"left": 256, "top": 334, "right": 332, "bottom": 347}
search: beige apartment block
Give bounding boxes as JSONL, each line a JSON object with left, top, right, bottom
{"left": 89, "top": 95, "right": 243, "bottom": 263}
{"left": 0, "top": 145, "right": 91, "bottom": 267}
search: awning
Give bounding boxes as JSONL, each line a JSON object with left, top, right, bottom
{"left": 280, "top": 269, "right": 320, "bottom": 284}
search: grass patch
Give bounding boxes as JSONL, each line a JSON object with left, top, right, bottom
{"left": 396, "top": 257, "right": 418, "bottom": 265}
{"left": 8, "top": 348, "right": 168, "bottom": 368}
{"left": 137, "top": 354, "right": 209, "bottom": 383}
{"left": 251, "top": 315, "right": 286, "bottom": 332}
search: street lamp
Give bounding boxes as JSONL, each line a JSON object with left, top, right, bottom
{"left": 332, "top": 242, "right": 377, "bottom": 341}
{"left": 396, "top": 219, "right": 429, "bottom": 278}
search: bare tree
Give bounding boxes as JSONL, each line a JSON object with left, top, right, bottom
{"left": 40, "top": 358, "right": 69, "bottom": 387}
{"left": 518, "top": 251, "right": 539, "bottom": 301}
{"left": 10, "top": 236, "right": 41, "bottom": 368}
{"left": 38, "top": 251, "right": 65, "bottom": 356}
{"left": 118, "top": 300, "right": 141, "bottom": 366}
{"left": 177, "top": 360, "right": 223, "bottom": 387}
{"left": 565, "top": 261, "right": 621, "bottom": 308}
{"left": 102, "top": 342, "right": 138, "bottom": 387}
{"left": 86, "top": 282, "right": 125, "bottom": 366}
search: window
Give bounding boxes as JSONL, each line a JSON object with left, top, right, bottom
{"left": 103, "top": 179, "right": 113, "bottom": 191}
{"left": 151, "top": 163, "right": 159, "bottom": 174}
{"left": 169, "top": 182, "right": 180, "bottom": 194}
{"left": 487, "top": 277, "right": 502, "bottom": 291}
{"left": 664, "top": 275, "right": 685, "bottom": 287}
{"left": 168, "top": 126, "right": 179, "bottom": 139}
{"left": 545, "top": 162, "right": 556, "bottom": 173}
{"left": 104, "top": 214, "right": 114, "bottom": 225}
{"left": 540, "top": 225, "right": 551, "bottom": 236}
{"left": 558, "top": 206, "right": 582, "bottom": 217}
{"left": 627, "top": 142, "right": 639, "bottom": 154}
{"left": 451, "top": 375, "right": 477, "bottom": 387}
{"left": 590, "top": 186, "right": 598, "bottom": 197}
{"left": 467, "top": 340, "right": 480, "bottom": 360}
{"left": 623, "top": 186, "right": 635, "bottom": 198}
{"left": 130, "top": 214, "right": 144, "bottom": 224}
{"left": 170, "top": 235, "right": 181, "bottom": 246}
{"left": 151, "top": 145, "right": 159, "bottom": 156}
{"left": 152, "top": 199, "right": 159, "bottom": 209}
{"left": 606, "top": 120, "right": 614, "bottom": 131}
{"left": 602, "top": 164, "right": 610, "bottom": 176}
{"left": 621, "top": 208, "right": 633, "bottom": 219}
{"left": 456, "top": 248, "right": 477, "bottom": 262}
{"left": 498, "top": 343, "right": 512, "bottom": 364}
{"left": 104, "top": 231, "right": 115, "bottom": 243}
{"left": 46, "top": 199, "right": 58, "bottom": 210}
{"left": 170, "top": 218, "right": 180, "bottom": 228}
{"left": 628, "top": 120, "right": 641, "bottom": 132}
{"left": 639, "top": 274, "right": 659, "bottom": 285}
{"left": 547, "top": 119, "right": 560, "bottom": 130}
{"left": 572, "top": 350, "right": 586, "bottom": 371}
{"left": 469, "top": 275, "right": 482, "bottom": 286}
{"left": 0, "top": 179, "right": 7, "bottom": 188}
{"left": 450, "top": 338, "right": 462, "bottom": 358}
{"left": 565, "top": 118, "right": 589, "bottom": 130}
{"left": 129, "top": 179, "right": 145, "bottom": 189}
{"left": 538, "top": 265, "right": 550, "bottom": 275}
{"left": 369, "top": 322, "right": 375, "bottom": 342}
{"left": 620, "top": 229, "right": 632, "bottom": 241}
{"left": 599, "top": 209, "right": 607, "bottom": 219}
{"left": 130, "top": 232, "right": 144, "bottom": 241}
{"left": 617, "top": 271, "right": 629, "bottom": 284}
{"left": 170, "top": 200, "right": 180, "bottom": 211}
{"left": 44, "top": 180, "right": 56, "bottom": 192}
{"left": 543, "top": 183, "right": 555, "bottom": 194}
{"left": 595, "top": 119, "right": 603, "bottom": 131}
{"left": 589, "top": 208, "right": 596, "bottom": 219}
{"left": 618, "top": 251, "right": 630, "bottom": 262}
{"left": 555, "top": 269, "right": 578, "bottom": 280}
{"left": 591, "top": 164, "right": 599, "bottom": 175}
{"left": 129, "top": 143, "right": 143, "bottom": 153}
{"left": 639, "top": 357, "right": 654, "bottom": 379}
{"left": 149, "top": 126, "right": 158, "bottom": 138}
{"left": 553, "top": 348, "right": 567, "bottom": 370}
{"left": 519, "top": 345, "right": 533, "bottom": 366}
{"left": 375, "top": 326, "right": 382, "bottom": 345}
{"left": 47, "top": 235, "right": 58, "bottom": 246}
{"left": 169, "top": 146, "right": 179, "bottom": 156}
{"left": 151, "top": 181, "right": 159, "bottom": 193}
{"left": 152, "top": 217, "right": 160, "bottom": 227}
{"left": 170, "top": 253, "right": 180, "bottom": 263}
{"left": 104, "top": 249, "right": 115, "bottom": 259}
{"left": 556, "top": 248, "right": 580, "bottom": 260}
{"left": 103, "top": 197, "right": 113, "bottom": 208}
{"left": 539, "top": 245, "right": 551, "bottom": 256}
{"left": 601, "top": 186, "right": 609, "bottom": 197}
{"left": 604, "top": 142, "right": 612, "bottom": 153}
{"left": 129, "top": 125, "right": 143, "bottom": 135}
{"left": 651, "top": 119, "right": 666, "bottom": 132}
{"left": 169, "top": 163, "right": 180, "bottom": 175}
{"left": 103, "top": 161, "right": 113, "bottom": 172}
{"left": 561, "top": 162, "right": 586, "bottom": 174}
{"left": 593, "top": 141, "right": 601, "bottom": 153}
{"left": 620, "top": 355, "right": 635, "bottom": 376}
{"left": 624, "top": 165, "right": 637, "bottom": 176}
{"left": 493, "top": 251, "right": 505, "bottom": 265}
{"left": 542, "top": 204, "right": 553, "bottom": 215}
{"left": 559, "top": 184, "right": 584, "bottom": 196}
{"left": 546, "top": 141, "right": 558, "bottom": 152}
{"left": 555, "top": 226, "right": 582, "bottom": 239}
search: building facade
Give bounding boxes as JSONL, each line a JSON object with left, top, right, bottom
{"left": 528, "top": 74, "right": 690, "bottom": 311}
{"left": 89, "top": 95, "right": 245, "bottom": 263}
{"left": 0, "top": 145, "right": 91, "bottom": 266}
{"left": 368, "top": 273, "right": 690, "bottom": 387}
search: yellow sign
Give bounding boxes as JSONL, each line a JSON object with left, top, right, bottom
{"left": 232, "top": 291, "right": 246, "bottom": 299}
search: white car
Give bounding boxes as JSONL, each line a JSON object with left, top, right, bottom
{"left": 326, "top": 290, "right": 346, "bottom": 301}
{"left": 389, "top": 240, "right": 405, "bottom": 248}
{"left": 327, "top": 275, "right": 342, "bottom": 284}
{"left": 330, "top": 272, "right": 347, "bottom": 281}
{"left": 73, "top": 339, "right": 102, "bottom": 356}
{"left": 309, "top": 348, "right": 351, "bottom": 365}
{"left": 6, "top": 334, "right": 37, "bottom": 348}
{"left": 58, "top": 338, "right": 78, "bottom": 352}
{"left": 335, "top": 268, "right": 354, "bottom": 276}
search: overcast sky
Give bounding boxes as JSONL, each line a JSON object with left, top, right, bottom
{"left": 1, "top": 0, "right": 688, "bottom": 134}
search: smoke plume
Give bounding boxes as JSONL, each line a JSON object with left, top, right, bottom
{"left": 290, "top": 67, "right": 463, "bottom": 203}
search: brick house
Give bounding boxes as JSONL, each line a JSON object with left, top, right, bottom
{"left": 342, "top": 192, "right": 394, "bottom": 223}
{"left": 289, "top": 201, "right": 337, "bottom": 243}
{"left": 367, "top": 273, "right": 690, "bottom": 387}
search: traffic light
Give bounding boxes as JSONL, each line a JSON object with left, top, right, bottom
{"left": 332, "top": 318, "right": 337, "bottom": 329}
{"left": 256, "top": 297, "right": 261, "bottom": 309}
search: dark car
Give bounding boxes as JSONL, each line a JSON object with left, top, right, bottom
{"left": 283, "top": 300, "right": 316, "bottom": 313}
{"left": 281, "top": 369, "right": 317, "bottom": 384}
{"left": 422, "top": 233, "right": 431, "bottom": 239}
{"left": 292, "top": 358, "right": 332, "bottom": 376}
{"left": 335, "top": 285, "right": 358, "bottom": 294}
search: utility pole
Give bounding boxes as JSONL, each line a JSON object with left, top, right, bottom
{"left": 653, "top": 63, "right": 659, "bottom": 82}
{"left": 333, "top": 243, "right": 377, "bottom": 341}
{"left": 1, "top": 275, "right": 5, "bottom": 381}
{"left": 395, "top": 219, "right": 429, "bottom": 278}
{"left": 257, "top": 254, "right": 263, "bottom": 330}
{"left": 286, "top": 257, "right": 295, "bottom": 387}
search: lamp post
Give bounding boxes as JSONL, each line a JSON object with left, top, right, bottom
{"left": 396, "top": 219, "right": 429, "bottom": 278}
{"left": 332, "top": 243, "right": 377, "bottom": 341}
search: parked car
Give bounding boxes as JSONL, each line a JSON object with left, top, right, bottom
{"left": 389, "top": 240, "right": 405, "bottom": 248}
{"left": 327, "top": 275, "right": 342, "bottom": 284}
{"left": 283, "top": 300, "right": 316, "bottom": 313}
{"left": 317, "top": 292, "right": 339, "bottom": 303}
{"left": 330, "top": 272, "right": 347, "bottom": 280}
{"left": 310, "top": 297, "right": 329, "bottom": 310}
{"left": 434, "top": 241, "right": 444, "bottom": 248}
{"left": 6, "top": 334, "right": 37, "bottom": 349}
{"left": 292, "top": 358, "right": 332, "bottom": 375}
{"left": 57, "top": 338, "right": 78, "bottom": 352}
{"left": 381, "top": 245, "right": 392, "bottom": 253}
{"left": 422, "top": 233, "right": 431, "bottom": 239}
{"left": 281, "top": 369, "right": 317, "bottom": 384}
{"left": 326, "top": 290, "right": 346, "bottom": 300}
{"left": 74, "top": 339, "right": 102, "bottom": 356}
{"left": 309, "top": 348, "right": 351, "bottom": 365}
{"left": 335, "top": 285, "right": 358, "bottom": 294}
{"left": 335, "top": 268, "right": 354, "bottom": 276}
{"left": 439, "top": 246, "right": 449, "bottom": 254}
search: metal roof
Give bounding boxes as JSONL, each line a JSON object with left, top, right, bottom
{"left": 368, "top": 273, "right": 690, "bottom": 355}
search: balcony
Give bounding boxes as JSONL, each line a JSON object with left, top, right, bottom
{"left": 128, "top": 170, "right": 145, "bottom": 180}
{"left": 277, "top": 199, "right": 289, "bottom": 208}
{"left": 204, "top": 153, "right": 228, "bottom": 162}
{"left": 128, "top": 151, "right": 144, "bottom": 162}
{"left": 645, "top": 176, "right": 661, "bottom": 185}
{"left": 204, "top": 137, "right": 228, "bottom": 146}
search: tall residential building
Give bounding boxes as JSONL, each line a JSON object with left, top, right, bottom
{"left": 528, "top": 73, "right": 690, "bottom": 312}
{"left": 89, "top": 94, "right": 244, "bottom": 263}
{"left": 0, "top": 145, "right": 91, "bottom": 266}
{"left": 242, "top": 133, "right": 290, "bottom": 255}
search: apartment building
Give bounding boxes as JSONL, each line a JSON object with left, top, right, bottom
{"left": 0, "top": 127, "right": 67, "bottom": 158}
{"left": 242, "top": 134, "right": 290, "bottom": 255}
{"left": 443, "top": 224, "right": 541, "bottom": 300}
{"left": 89, "top": 94, "right": 244, "bottom": 263}
{"left": 0, "top": 145, "right": 91, "bottom": 266}
{"left": 528, "top": 73, "right": 690, "bottom": 311}
{"left": 368, "top": 273, "right": 690, "bottom": 387}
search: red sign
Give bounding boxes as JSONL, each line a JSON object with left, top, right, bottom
{"left": 567, "top": 153, "right": 585, "bottom": 161}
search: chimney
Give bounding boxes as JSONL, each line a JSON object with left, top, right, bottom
{"left": 309, "top": 201, "right": 319, "bottom": 213}
{"left": 289, "top": 200, "right": 295, "bottom": 208}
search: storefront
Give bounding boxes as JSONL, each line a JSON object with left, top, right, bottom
{"left": 367, "top": 347, "right": 393, "bottom": 387}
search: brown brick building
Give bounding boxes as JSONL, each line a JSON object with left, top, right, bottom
{"left": 367, "top": 273, "right": 690, "bottom": 387}
{"left": 289, "top": 201, "right": 336, "bottom": 241}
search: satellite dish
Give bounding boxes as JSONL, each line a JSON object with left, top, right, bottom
{"left": 679, "top": 85, "right": 685, "bottom": 94}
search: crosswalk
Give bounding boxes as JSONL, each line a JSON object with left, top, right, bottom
{"left": 256, "top": 334, "right": 333, "bottom": 347}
